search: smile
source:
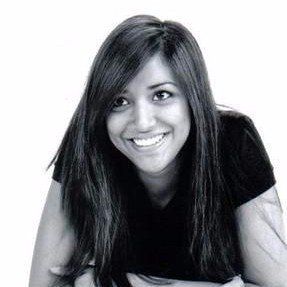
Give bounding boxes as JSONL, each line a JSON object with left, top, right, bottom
{"left": 131, "top": 133, "right": 168, "bottom": 147}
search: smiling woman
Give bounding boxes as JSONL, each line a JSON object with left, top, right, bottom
{"left": 29, "top": 15, "right": 287, "bottom": 287}
{"left": 106, "top": 54, "right": 191, "bottom": 182}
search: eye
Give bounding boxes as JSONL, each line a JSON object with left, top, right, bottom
{"left": 153, "top": 90, "right": 173, "bottom": 101}
{"left": 111, "top": 97, "right": 129, "bottom": 111}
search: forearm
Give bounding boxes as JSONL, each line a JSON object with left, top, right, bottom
{"left": 126, "top": 274, "right": 221, "bottom": 287}
{"left": 168, "top": 282, "right": 220, "bottom": 287}
{"left": 69, "top": 271, "right": 262, "bottom": 287}
{"left": 126, "top": 274, "right": 262, "bottom": 287}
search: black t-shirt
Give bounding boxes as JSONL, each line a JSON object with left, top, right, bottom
{"left": 52, "top": 111, "right": 276, "bottom": 281}
{"left": 219, "top": 111, "right": 276, "bottom": 207}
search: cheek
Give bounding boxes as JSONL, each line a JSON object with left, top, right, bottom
{"left": 178, "top": 101, "right": 191, "bottom": 129}
{"left": 106, "top": 115, "right": 121, "bottom": 143}
{"left": 106, "top": 114, "right": 128, "bottom": 150}
{"left": 180, "top": 106, "right": 191, "bottom": 132}
{"left": 106, "top": 113, "right": 123, "bottom": 135}
{"left": 162, "top": 102, "right": 191, "bottom": 133}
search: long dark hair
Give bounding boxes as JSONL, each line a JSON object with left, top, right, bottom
{"left": 48, "top": 15, "right": 242, "bottom": 286}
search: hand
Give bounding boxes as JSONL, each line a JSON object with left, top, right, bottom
{"left": 50, "top": 266, "right": 119, "bottom": 287}
{"left": 50, "top": 265, "right": 97, "bottom": 287}
{"left": 74, "top": 268, "right": 96, "bottom": 287}
{"left": 127, "top": 273, "right": 174, "bottom": 287}
{"left": 221, "top": 276, "right": 245, "bottom": 287}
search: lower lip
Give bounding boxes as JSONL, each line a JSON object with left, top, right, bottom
{"left": 129, "top": 133, "right": 170, "bottom": 152}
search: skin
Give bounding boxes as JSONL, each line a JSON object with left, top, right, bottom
{"left": 29, "top": 180, "right": 75, "bottom": 287}
{"left": 106, "top": 53, "right": 191, "bottom": 207}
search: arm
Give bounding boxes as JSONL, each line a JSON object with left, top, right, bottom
{"left": 236, "top": 186, "right": 287, "bottom": 287}
{"left": 126, "top": 274, "right": 221, "bottom": 287}
{"left": 68, "top": 271, "right": 252, "bottom": 287}
{"left": 29, "top": 179, "right": 75, "bottom": 287}
{"left": 126, "top": 274, "right": 261, "bottom": 287}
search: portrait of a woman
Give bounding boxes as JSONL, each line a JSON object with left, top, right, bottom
{"left": 29, "top": 15, "right": 287, "bottom": 287}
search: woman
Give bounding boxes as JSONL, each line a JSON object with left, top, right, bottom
{"left": 29, "top": 15, "right": 287, "bottom": 287}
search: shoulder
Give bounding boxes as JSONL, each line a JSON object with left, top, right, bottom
{"left": 218, "top": 108, "right": 267, "bottom": 155}
{"left": 218, "top": 108, "right": 254, "bottom": 137}
{"left": 218, "top": 108, "right": 273, "bottom": 164}
{"left": 217, "top": 108, "right": 253, "bottom": 154}
{"left": 217, "top": 107, "right": 276, "bottom": 207}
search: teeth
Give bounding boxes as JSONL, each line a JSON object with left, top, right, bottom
{"left": 132, "top": 133, "right": 166, "bottom": 147}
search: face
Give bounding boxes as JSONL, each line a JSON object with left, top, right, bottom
{"left": 106, "top": 54, "right": 191, "bottom": 177}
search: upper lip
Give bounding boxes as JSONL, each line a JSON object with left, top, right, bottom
{"left": 128, "top": 132, "right": 168, "bottom": 140}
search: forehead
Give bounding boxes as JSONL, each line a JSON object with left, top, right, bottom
{"left": 123, "top": 54, "right": 177, "bottom": 92}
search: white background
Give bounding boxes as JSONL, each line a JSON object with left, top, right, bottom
{"left": 0, "top": 1, "right": 286, "bottom": 285}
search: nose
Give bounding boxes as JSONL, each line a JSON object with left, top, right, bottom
{"left": 132, "top": 101, "right": 156, "bottom": 132}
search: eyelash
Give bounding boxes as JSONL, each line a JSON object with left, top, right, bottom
{"left": 153, "top": 90, "right": 173, "bottom": 101}
{"left": 111, "top": 90, "right": 173, "bottom": 111}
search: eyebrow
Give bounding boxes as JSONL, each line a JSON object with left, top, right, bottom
{"left": 122, "top": 81, "right": 177, "bottom": 93}
{"left": 148, "top": 81, "right": 177, "bottom": 89}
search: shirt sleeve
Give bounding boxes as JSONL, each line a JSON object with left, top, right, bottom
{"left": 232, "top": 116, "right": 276, "bottom": 207}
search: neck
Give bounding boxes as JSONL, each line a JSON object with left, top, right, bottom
{"left": 136, "top": 157, "right": 181, "bottom": 208}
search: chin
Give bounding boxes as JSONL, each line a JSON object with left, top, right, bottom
{"left": 134, "top": 159, "right": 173, "bottom": 176}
